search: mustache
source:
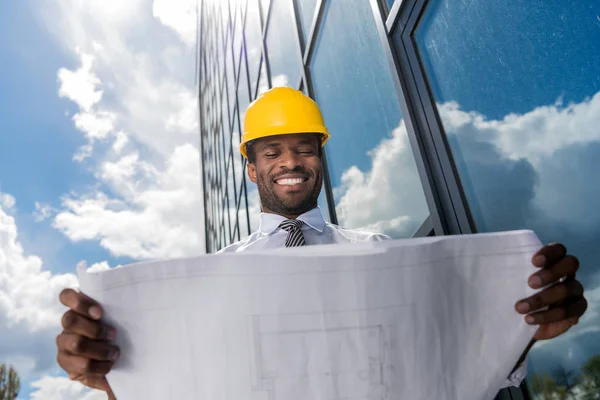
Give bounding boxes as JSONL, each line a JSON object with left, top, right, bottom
{"left": 270, "top": 167, "right": 313, "bottom": 180}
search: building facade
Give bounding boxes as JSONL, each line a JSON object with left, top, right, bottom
{"left": 198, "top": 0, "right": 600, "bottom": 398}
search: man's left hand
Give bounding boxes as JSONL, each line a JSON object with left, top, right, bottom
{"left": 515, "top": 242, "right": 588, "bottom": 340}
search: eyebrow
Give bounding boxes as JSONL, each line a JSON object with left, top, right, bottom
{"left": 257, "top": 138, "right": 318, "bottom": 152}
{"left": 258, "top": 142, "right": 282, "bottom": 151}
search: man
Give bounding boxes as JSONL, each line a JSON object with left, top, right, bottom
{"left": 56, "top": 87, "right": 587, "bottom": 398}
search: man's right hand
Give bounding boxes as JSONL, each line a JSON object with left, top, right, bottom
{"left": 56, "top": 288, "right": 119, "bottom": 397}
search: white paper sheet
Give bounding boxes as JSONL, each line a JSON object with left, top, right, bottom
{"left": 78, "top": 230, "right": 542, "bottom": 400}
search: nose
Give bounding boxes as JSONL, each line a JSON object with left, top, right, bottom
{"left": 278, "top": 149, "right": 303, "bottom": 170}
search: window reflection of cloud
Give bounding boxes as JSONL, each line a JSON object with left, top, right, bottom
{"left": 272, "top": 74, "right": 289, "bottom": 88}
{"left": 265, "top": 0, "right": 302, "bottom": 89}
{"left": 256, "top": 63, "right": 269, "bottom": 96}
{"left": 333, "top": 92, "right": 600, "bottom": 375}
{"left": 333, "top": 121, "right": 428, "bottom": 238}
{"left": 245, "top": 0, "right": 262, "bottom": 91}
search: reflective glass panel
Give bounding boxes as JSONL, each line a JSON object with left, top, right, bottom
{"left": 226, "top": 151, "right": 238, "bottom": 240}
{"left": 310, "top": 0, "right": 429, "bottom": 238}
{"left": 296, "top": 0, "right": 317, "bottom": 44}
{"left": 246, "top": 183, "right": 261, "bottom": 232}
{"left": 386, "top": 0, "right": 395, "bottom": 12}
{"left": 232, "top": 117, "right": 244, "bottom": 220}
{"left": 265, "top": 0, "right": 303, "bottom": 88}
{"left": 237, "top": 48, "right": 251, "bottom": 129}
{"left": 216, "top": 7, "right": 224, "bottom": 79}
{"left": 238, "top": 179, "right": 252, "bottom": 238}
{"left": 245, "top": 0, "right": 262, "bottom": 89}
{"left": 224, "top": 31, "right": 237, "bottom": 118}
{"left": 233, "top": 3, "right": 244, "bottom": 69}
{"left": 414, "top": 0, "right": 600, "bottom": 395}
{"left": 222, "top": 81, "right": 232, "bottom": 172}
{"left": 261, "top": 0, "right": 270, "bottom": 20}
{"left": 255, "top": 58, "right": 269, "bottom": 97}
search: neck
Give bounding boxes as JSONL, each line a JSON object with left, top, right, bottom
{"left": 262, "top": 205, "right": 317, "bottom": 220}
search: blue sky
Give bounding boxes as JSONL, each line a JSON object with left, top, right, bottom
{"left": 0, "top": 0, "right": 201, "bottom": 398}
{"left": 0, "top": 0, "right": 126, "bottom": 276}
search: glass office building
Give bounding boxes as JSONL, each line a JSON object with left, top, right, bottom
{"left": 197, "top": 0, "right": 600, "bottom": 398}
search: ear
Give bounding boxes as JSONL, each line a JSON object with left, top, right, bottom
{"left": 247, "top": 161, "right": 258, "bottom": 184}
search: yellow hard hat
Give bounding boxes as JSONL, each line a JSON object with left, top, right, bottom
{"left": 240, "top": 87, "right": 330, "bottom": 158}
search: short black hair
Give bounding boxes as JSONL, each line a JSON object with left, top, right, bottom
{"left": 246, "top": 140, "right": 258, "bottom": 164}
{"left": 245, "top": 134, "right": 323, "bottom": 164}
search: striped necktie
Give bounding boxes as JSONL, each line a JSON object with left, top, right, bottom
{"left": 278, "top": 219, "right": 306, "bottom": 247}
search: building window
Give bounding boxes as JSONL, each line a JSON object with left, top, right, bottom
{"left": 296, "top": 0, "right": 318, "bottom": 44}
{"left": 245, "top": 0, "right": 262, "bottom": 92}
{"left": 384, "top": 0, "right": 396, "bottom": 13}
{"left": 260, "top": 0, "right": 270, "bottom": 20}
{"left": 265, "top": 0, "right": 303, "bottom": 88}
{"left": 413, "top": 0, "right": 600, "bottom": 396}
{"left": 309, "top": 0, "right": 430, "bottom": 238}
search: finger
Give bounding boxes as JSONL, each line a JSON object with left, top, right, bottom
{"left": 533, "top": 317, "right": 580, "bottom": 340}
{"left": 59, "top": 288, "right": 103, "bottom": 320}
{"left": 532, "top": 242, "right": 567, "bottom": 268}
{"left": 525, "top": 297, "right": 588, "bottom": 325}
{"left": 57, "top": 351, "right": 115, "bottom": 377}
{"left": 61, "top": 310, "right": 117, "bottom": 340}
{"left": 516, "top": 281, "right": 584, "bottom": 313}
{"left": 56, "top": 333, "right": 120, "bottom": 361}
{"left": 80, "top": 376, "right": 111, "bottom": 392}
{"left": 528, "top": 255, "right": 579, "bottom": 289}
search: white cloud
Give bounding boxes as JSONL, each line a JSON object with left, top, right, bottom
{"left": 54, "top": 144, "right": 204, "bottom": 260}
{"left": 112, "top": 130, "right": 129, "bottom": 154}
{"left": 57, "top": 52, "right": 103, "bottom": 112}
{"left": 165, "top": 89, "right": 200, "bottom": 134}
{"left": 30, "top": 0, "right": 205, "bottom": 261}
{"left": 39, "top": 1, "right": 199, "bottom": 158}
{"left": 272, "top": 74, "right": 289, "bottom": 88}
{"left": 439, "top": 92, "right": 600, "bottom": 167}
{"left": 29, "top": 376, "right": 107, "bottom": 400}
{"left": 335, "top": 91, "right": 600, "bottom": 238}
{"left": 0, "top": 192, "right": 16, "bottom": 211}
{"left": 33, "top": 202, "right": 56, "bottom": 222}
{"left": 99, "top": 152, "right": 146, "bottom": 187}
{"left": 72, "top": 110, "right": 116, "bottom": 141}
{"left": 0, "top": 2, "right": 205, "bottom": 397}
{"left": 0, "top": 204, "right": 76, "bottom": 332}
{"left": 332, "top": 94, "right": 600, "bottom": 373}
{"left": 86, "top": 261, "right": 114, "bottom": 273}
{"left": 437, "top": 94, "right": 600, "bottom": 232}
{"left": 73, "top": 143, "right": 94, "bottom": 163}
{"left": 0, "top": 195, "right": 78, "bottom": 379}
{"left": 152, "top": 0, "right": 197, "bottom": 45}
{"left": 58, "top": 51, "right": 117, "bottom": 162}
{"left": 334, "top": 122, "right": 429, "bottom": 238}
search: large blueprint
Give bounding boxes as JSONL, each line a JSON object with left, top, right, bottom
{"left": 78, "top": 230, "right": 542, "bottom": 400}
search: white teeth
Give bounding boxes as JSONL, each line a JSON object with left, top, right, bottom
{"left": 277, "top": 178, "right": 304, "bottom": 186}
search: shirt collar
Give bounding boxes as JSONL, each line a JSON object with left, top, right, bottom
{"left": 258, "top": 207, "right": 326, "bottom": 235}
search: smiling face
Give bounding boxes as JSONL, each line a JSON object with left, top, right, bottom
{"left": 247, "top": 134, "right": 323, "bottom": 219}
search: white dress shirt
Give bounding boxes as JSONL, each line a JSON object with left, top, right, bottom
{"left": 218, "top": 207, "right": 391, "bottom": 252}
{"left": 218, "top": 207, "right": 528, "bottom": 389}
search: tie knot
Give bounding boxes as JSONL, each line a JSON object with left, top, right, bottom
{"left": 278, "top": 219, "right": 304, "bottom": 232}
